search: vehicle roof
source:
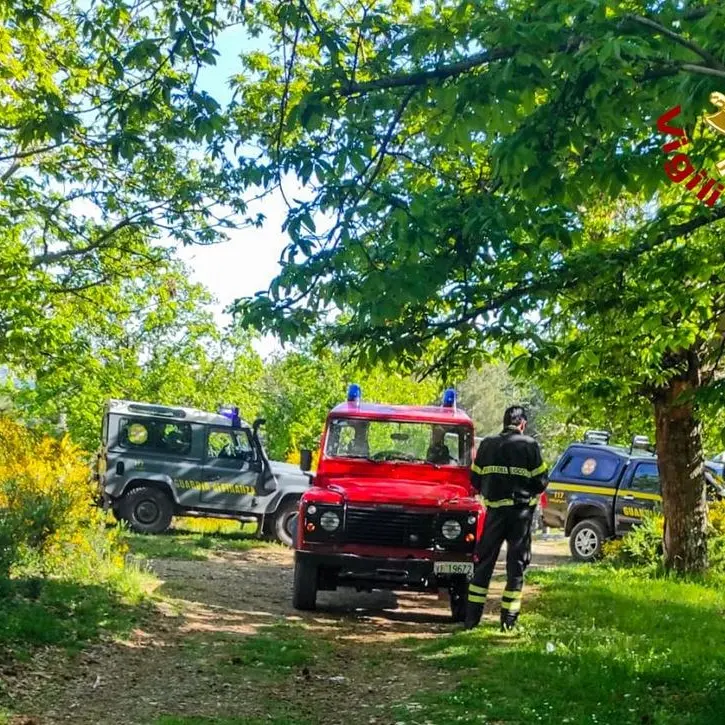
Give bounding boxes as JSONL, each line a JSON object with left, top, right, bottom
{"left": 329, "top": 401, "right": 473, "bottom": 425}
{"left": 105, "top": 399, "right": 250, "bottom": 429}
{"left": 565, "top": 442, "right": 656, "bottom": 461}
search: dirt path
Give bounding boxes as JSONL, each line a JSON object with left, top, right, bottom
{"left": 4, "top": 538, "right": 570, "bottom": 725}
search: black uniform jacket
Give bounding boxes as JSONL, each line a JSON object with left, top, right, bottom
{"left": 471, "top": 427, "right": 548, "bottom": 507}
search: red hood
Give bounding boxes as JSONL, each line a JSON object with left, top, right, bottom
{"left": 323, "top": 476, "right": 472, "bottom": 507}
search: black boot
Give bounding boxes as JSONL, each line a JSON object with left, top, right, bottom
{"left": 500, "top": 612, "right": 519, "bottom": 632}
{"left": 464, "top": 603, "right": 484, "bottom": 630}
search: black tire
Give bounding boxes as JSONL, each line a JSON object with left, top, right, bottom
{"left": 118, "top": 486, "right": 173, "bottom": 534}
{"left": 292, "top": 557, "right": 318, "bottom": 611}
{"left": 274, "top": 498, "right": 300, "bottom": 547}
{"left": 569, "top": 519, "right": 606, "bottom": 562}
{"left": 449, "top": 577, "right": 468, "bottom": 622}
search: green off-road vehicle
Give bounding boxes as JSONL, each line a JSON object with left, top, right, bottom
{"left": 97, "top": 399, "right": 310, "bottom": 545}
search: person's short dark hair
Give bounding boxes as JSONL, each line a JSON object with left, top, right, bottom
{"left": 504, "top": 405, "right": 528, "bottom": 428}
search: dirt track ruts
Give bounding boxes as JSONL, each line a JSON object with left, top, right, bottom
{"left": 4, "top": 538, "right": 570, "bottom": 725}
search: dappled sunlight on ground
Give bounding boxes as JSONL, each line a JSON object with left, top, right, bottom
{"left": 4, "top": 538, "right": 569, "bottom": 724}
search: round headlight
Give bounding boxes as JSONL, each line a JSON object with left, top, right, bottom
{"left": 320, "top": 511, "right": 341, "bottom": 532}
{"left": 467, "top": 515, "right": 477, "bottom": 526}
{"left": 307, "top": 505, "right": 317, "bottom": 516}
{"left": 441, "top": 519, "right": 462, "bottom": 540}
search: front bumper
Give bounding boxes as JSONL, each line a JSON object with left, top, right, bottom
{"left": 295, "top": 550, "right": 470, "bottom": 591}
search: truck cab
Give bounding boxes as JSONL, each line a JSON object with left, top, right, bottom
{"left": 543, "top": 431, "right": 725, "bottom": 561}
{"left": 292, "top": 386, "right": 485, "bottom": 621}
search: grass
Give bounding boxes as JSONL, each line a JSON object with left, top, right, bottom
{"left": 394, "top": 565, "right": 725, "bottom": 725}
{"left": 0, "top": 574, "right": 148, "bottom": 661}
{"left": 153, "top": 716, "right": 311, "bottom": 725}
{"left": 153, "top": 624, "right": 327, "bottom": 725}
{"left": 186, "top": 622, "right": 332, "bottom": 676}
{"left": 123, "top": 518, "right": 277, "bottom": 561}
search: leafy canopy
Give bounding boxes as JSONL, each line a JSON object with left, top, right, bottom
{"left": 232, "top": 0, "right": 725, "bottom": 404}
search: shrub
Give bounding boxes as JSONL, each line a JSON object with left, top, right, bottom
{"left": 602, "top": 514, "right": 664, "bottom": 568}
{"left": 601, "top": 538, "right": 625, "bottom": 560}
{"left": 708, "top": 500, "right": 725, "bottom": 536}
{"left": 0, "top": 416, "right": 127, "bottom": 582}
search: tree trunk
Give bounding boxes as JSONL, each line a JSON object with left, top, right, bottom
{"left": 652, "top": 357, "right": 708, "bottom": 574}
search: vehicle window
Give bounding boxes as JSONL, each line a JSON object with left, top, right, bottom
{"left": 325, "top": 418, "right": 471, "bottom": 466}
{"left": 119, "top": 418, "right": 192, "bottom": 456}
{"left": 560, "top": 451, "right": 619, "bottom": 482}
{"left": 207, "top": 430, "right": 253, "bottom": 461}
{"left": 627, "top": 462, "right": 660, "bottom": 494}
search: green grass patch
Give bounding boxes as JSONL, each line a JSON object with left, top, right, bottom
{"left": 153, "top": 716, "right": 310, "bottom": 725}
{"left": 0, "top": 574, "right": 147, "bottom": 659}
{"left": 123, "top": 528, "right": 276, "bottom": 561}
{"left": 181, "top": 622, "right": 333, "bottom": 679}
{"left": 397, "top": 566, "right": 725, "bottom": 725}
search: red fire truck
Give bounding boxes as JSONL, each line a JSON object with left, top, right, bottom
{"left": 293, "top": 385, "right": 485, "bottom": 621}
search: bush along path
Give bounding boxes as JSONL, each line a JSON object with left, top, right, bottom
{"left": 4, "top": 536, "right": 725, "bottom": 725}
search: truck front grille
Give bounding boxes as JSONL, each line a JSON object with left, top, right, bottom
{"left": 345, "top": 507, "right": 435, "bottom": 548}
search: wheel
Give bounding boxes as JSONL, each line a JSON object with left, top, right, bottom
{"left": 569, "top": 519, "right": 606, "bottom": 562}
{"left": 292, "top": 557, "right": 318, "bottom": 610}
{"left": 118, "top": 486, "right": 173, "bottom": 534}
{"left": 449, "top": 576, "right": 468, "bottom": 622}
{"left": 273, "top": 498, "right": 300, "bottom": 547}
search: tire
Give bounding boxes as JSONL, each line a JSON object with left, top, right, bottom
{"left": 273, "top": 498, "right": 300, "bottom": 547}
{"left": 449, "top": 577, "right": 468, "bottom": 622}
{"left": 569, "top": 519, "right": 606, "bottom": 562}
{"left": 292, "top": 557, "right": 318, "bottom": 611}
{"left": 118, "top": 486, "right": 173, "bottom": 534}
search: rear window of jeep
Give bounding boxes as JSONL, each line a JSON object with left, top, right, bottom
{"left": 119, "top": 417, "right": 192, "bottom": 457}
{"left": 560, "top": 451, "right": 620, "bottom": 483}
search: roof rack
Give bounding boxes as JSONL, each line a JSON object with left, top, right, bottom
{"left": 583, "top": 430, "right": 611, "bottom": 445}
{"left": 128, "top": 403, "right": 187, "bottom": 419}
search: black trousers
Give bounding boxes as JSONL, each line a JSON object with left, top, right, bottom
{"left": 466, "top": 505, "right": 534, "bottom": 625}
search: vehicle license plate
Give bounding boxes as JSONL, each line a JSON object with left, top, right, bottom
{"left": 433, "top": 561, "right": 474, "bottom": 577}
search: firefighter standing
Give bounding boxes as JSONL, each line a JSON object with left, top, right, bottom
{"left": 466, "top": 406, "right": 548, "bottom": 631}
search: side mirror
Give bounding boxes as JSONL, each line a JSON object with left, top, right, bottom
{"left": 300, "top": 449, "right": 313, "bottom": 472}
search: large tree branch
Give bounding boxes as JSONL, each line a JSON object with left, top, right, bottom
{"left": 29, "top": 203, "right": 166, "bottom": 268}
{"left": 0, "top": 141, "right": 67, "bottom": 163}
{"left": 412, "top": 205, "right": 725, "bottom": 341}
{"left": 334, "top": 5, "right": 720, "bottom": 97}
{"left": 681, "top": 63, "right": 725, "bottom": 80}
{"left": 626, "top": 14, "right": 725, "bottom": 71}
{"left": 337, "top": 45, "right": 524, "bottom": 96}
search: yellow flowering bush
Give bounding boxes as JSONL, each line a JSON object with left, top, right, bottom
{"left": 0, "top": 416, "right": 127, "bottom": 580}
{"left": 708, "top": 500, "right": 725, "bottom": 536}
{"left": 601, "top": 538, "right": 625, "bottom": 560}
{"left": 602, "top": 514, "right": 664, "bottom": 569}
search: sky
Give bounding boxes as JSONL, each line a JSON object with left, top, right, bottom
{"left": 175, "top": 25, "right": 288, "bottom": 359}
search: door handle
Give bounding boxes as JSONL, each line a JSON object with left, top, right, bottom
{"left": 207, "top": 475, "right": 221, "bottom": 482}
{"left": 623, "top": 495, "right": 634, "bottom": 501}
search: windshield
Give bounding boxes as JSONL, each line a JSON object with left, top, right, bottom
{"left": 325, "top": 418, "right": 472, "bottom": 466}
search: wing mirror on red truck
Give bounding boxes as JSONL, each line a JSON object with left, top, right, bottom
{"left": 300, "top": 448, "right": 313, "bottom": 472}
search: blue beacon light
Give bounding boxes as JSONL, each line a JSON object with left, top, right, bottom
{"left": 442, "top": 388, "right": 456, "bottom": 408}
{"left": 218, "top": 405, "right": 241, "bottom": 428}
{"left": 347, "top": 384, "right": 362, "bottom": 405}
